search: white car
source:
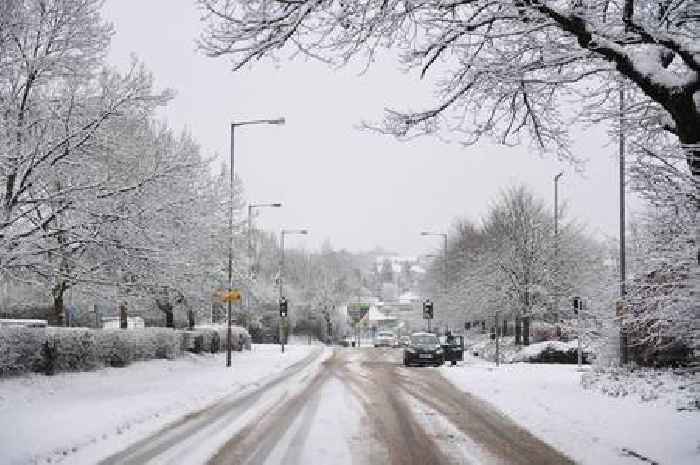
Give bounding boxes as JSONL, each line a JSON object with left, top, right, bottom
{"left": 374, "top": 331, "right": 398, "bottom": 347}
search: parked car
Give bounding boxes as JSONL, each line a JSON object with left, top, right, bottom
{"left": 441, "top": 334, "right": 464, "bottom": 366}
{"left": 399, "top": 336, "right": 411, "bottom": 347}
{"left": 374, "top": 331, "right": 398, "bottom": 347}
{"left": 403, "top": 332, "right": 444, "bottom": 366}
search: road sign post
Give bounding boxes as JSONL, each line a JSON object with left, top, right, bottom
{"left": 221, "top": 290, "right": 241, "bottom": 367}
{"left": 347, "top": 303, "right": 369, "bottom": 347}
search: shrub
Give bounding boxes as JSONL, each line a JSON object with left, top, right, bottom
{"left": 45, "top": 328, "right": 101, "bottom": 373}
{"left": 96, "top": 330, "right": 134, "bottom": 367}
{"left": 193, "top": 325, "right": 251, "bottom": 352}
{"left": 510, "top": 340, "right": 590, "bottom": 364}
{"left": 151, "top": 328, "right": 181, "bottom": 359}
{"left": 0, "top": 327, "right": 47, "bottom": 376}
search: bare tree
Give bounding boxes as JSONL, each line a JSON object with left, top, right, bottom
{"left": 197, "top": 0, "right": 699, "bottom": 187}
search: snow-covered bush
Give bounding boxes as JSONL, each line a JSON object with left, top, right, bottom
{"left": 151, "top": 328, "right": 181, "bottom": 359}
{"left": 95, "top": 330, "right": 134, "bottom": 367}
{"left": 0, "top": 327, "right": 47, "bottom": 376}
{"left": 510, "top": 340, "right": 590, "bottom": 364}
{"left": 194, "top": 325, "right": 251, "bottom": 352}
{"left": 45, "top": 328, "right": 101, "bottom": 373}
{"left": 96, "top": 328, "right": 182, "bottom": 367}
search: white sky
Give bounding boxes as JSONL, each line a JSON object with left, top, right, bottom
{"left": 102, "top": 0, "right": 628, "bottom": 256}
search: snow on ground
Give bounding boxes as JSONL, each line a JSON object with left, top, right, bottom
{"left": 0, "top": 344, "right": 319, "bottom": 465}
{"left": 441, "top": 356, "right": 700, "bottom": 465}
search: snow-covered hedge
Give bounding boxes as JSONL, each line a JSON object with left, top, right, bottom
{"left": 45, "top": 328, "right": 101, "bottom": 373}
{"left": 0, "top": 327, "right": 47, "bottom": 376}
{"left": 95, "top": 328, "right": 182, "bottom": 367}
{"left": 0, "top": 327, "right": 184, "bottom": 376}
{"left": 184, "top": 325, "right": 251, "bottom": 353}
{"left": 0, "top": 325, "right": 253, "bottom": 377}
{"left": 509, "top": 340, "right": 591, "bottom": 364}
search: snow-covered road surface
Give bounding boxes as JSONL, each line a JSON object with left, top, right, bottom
{"left": 208, "top": 347, "right": 573, "bottom": 465}
{"left": 11, "top": 346, "right": 690, "bottom": 465}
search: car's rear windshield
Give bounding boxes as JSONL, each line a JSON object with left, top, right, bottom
{"left": 411, "top": 335, "right": 438, "bottom": 345}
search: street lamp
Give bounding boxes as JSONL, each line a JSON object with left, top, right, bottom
{"left": 420, "top": 231, "right": 448, "bottom": 331}
{"left": 248, "top": 202, "right": 283, "bottom": 277}
{"left": 554, "top": 172, "right": 563, "bottom": 323}
{"left": 226, "top": 117, "right": 285, "bottom": 368}
{"left": 278, "top": 228, "right": 309, "bottom": 353}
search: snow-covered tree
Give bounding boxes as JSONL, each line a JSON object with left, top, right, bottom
{"left": 197, "top": 0, "right": 699, "bottom": 190}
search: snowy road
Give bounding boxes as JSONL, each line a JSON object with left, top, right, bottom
{"left": 103, "top": 347, "right": 574, "bottom": 465}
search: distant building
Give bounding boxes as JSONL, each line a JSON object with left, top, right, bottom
{"left": 101, "top": 316, "right": 145, "bottom": 329}
{"left": 0, "top": 319, "right": 48, "bottom": 328}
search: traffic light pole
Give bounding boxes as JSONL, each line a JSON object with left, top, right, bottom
{"left": 279, "top": 232, "right": 285, "bottom": 354}
{"left": 495, "top": 311, "right": 500, "bottom": 367}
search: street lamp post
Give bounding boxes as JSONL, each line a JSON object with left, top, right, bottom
{"left": 279, "top": 228, "right": 309, "bottom": 353}
{"left": 554, "top": 172, "right": 563, "bottom": 325}
{"left": 246, "top": 202, "right": 282, "bottom": 330}
{"left": 227, "top": 117, "right": 285, "bottom": 368}
{"left": 248, "top": 202, "right": 283, "bottom": 278}
{"left": 421, "top": 231, "right": 448, "bottom": 332}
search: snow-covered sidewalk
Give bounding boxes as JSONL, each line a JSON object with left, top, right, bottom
{"left": 0, "top": 344, "right": 320, "bottom": 465}
{"left": 440, "top": 357, "right": 700, "bottom": 465}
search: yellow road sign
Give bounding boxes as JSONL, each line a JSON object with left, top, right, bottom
{"left": 221, "top": 290, "right": 242, "bottom": 303}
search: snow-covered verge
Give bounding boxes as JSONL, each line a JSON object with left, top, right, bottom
{"left": 441, "top": 357, "right": 700, "bottom": 465}
{"left": 581, "top": 366, "right": 699, "bottom": 411}
{"left": 0, "top": 344, "right": 319, "bottom": 465}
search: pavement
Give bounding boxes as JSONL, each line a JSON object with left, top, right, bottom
{"left": 101, "top": 347, "right": 575, "bottom": 465}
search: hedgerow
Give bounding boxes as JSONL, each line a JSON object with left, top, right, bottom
{"left": 0, "top": 325, "right": 250, "bottom": 377}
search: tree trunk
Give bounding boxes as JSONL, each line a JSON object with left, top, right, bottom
{"left": 165, "top": 306, "right": 174, "bottom": 328}
{"left": 523, "top": 315, "right": 531, "bottom": 346}
{"left": 502, "top": 318, "right": 508, "bottom": 337}
{"left": 51, "top": 284, "right": 65, "bottom": 327}
{"left": 515, "top": 316, "right": 522, "bottom": 345}
{"left": 156, "top": 298, "right": 175, "bottom": 328}
{"left": 187, "top": 309, "right": 195, "bottom": 330}
{"left": 120, "top": 302, "right": 128, "bottom": 329}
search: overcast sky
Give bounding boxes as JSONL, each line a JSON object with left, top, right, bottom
{"left": 102, "top": 0, "right": 628, "bottom": 257}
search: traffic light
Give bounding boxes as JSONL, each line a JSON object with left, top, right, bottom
{"left": 423, "top": 300, "right": 434, "bottom": 320}
{"left": 279, "top": 297, "right": 288, "bottom": 317}
{"left": 572, "top": 296, "right": 581, "bottom": 315}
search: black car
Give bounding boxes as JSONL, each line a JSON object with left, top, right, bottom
{"left": 403, "top": 332, "right": 444, "bottom": 367}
